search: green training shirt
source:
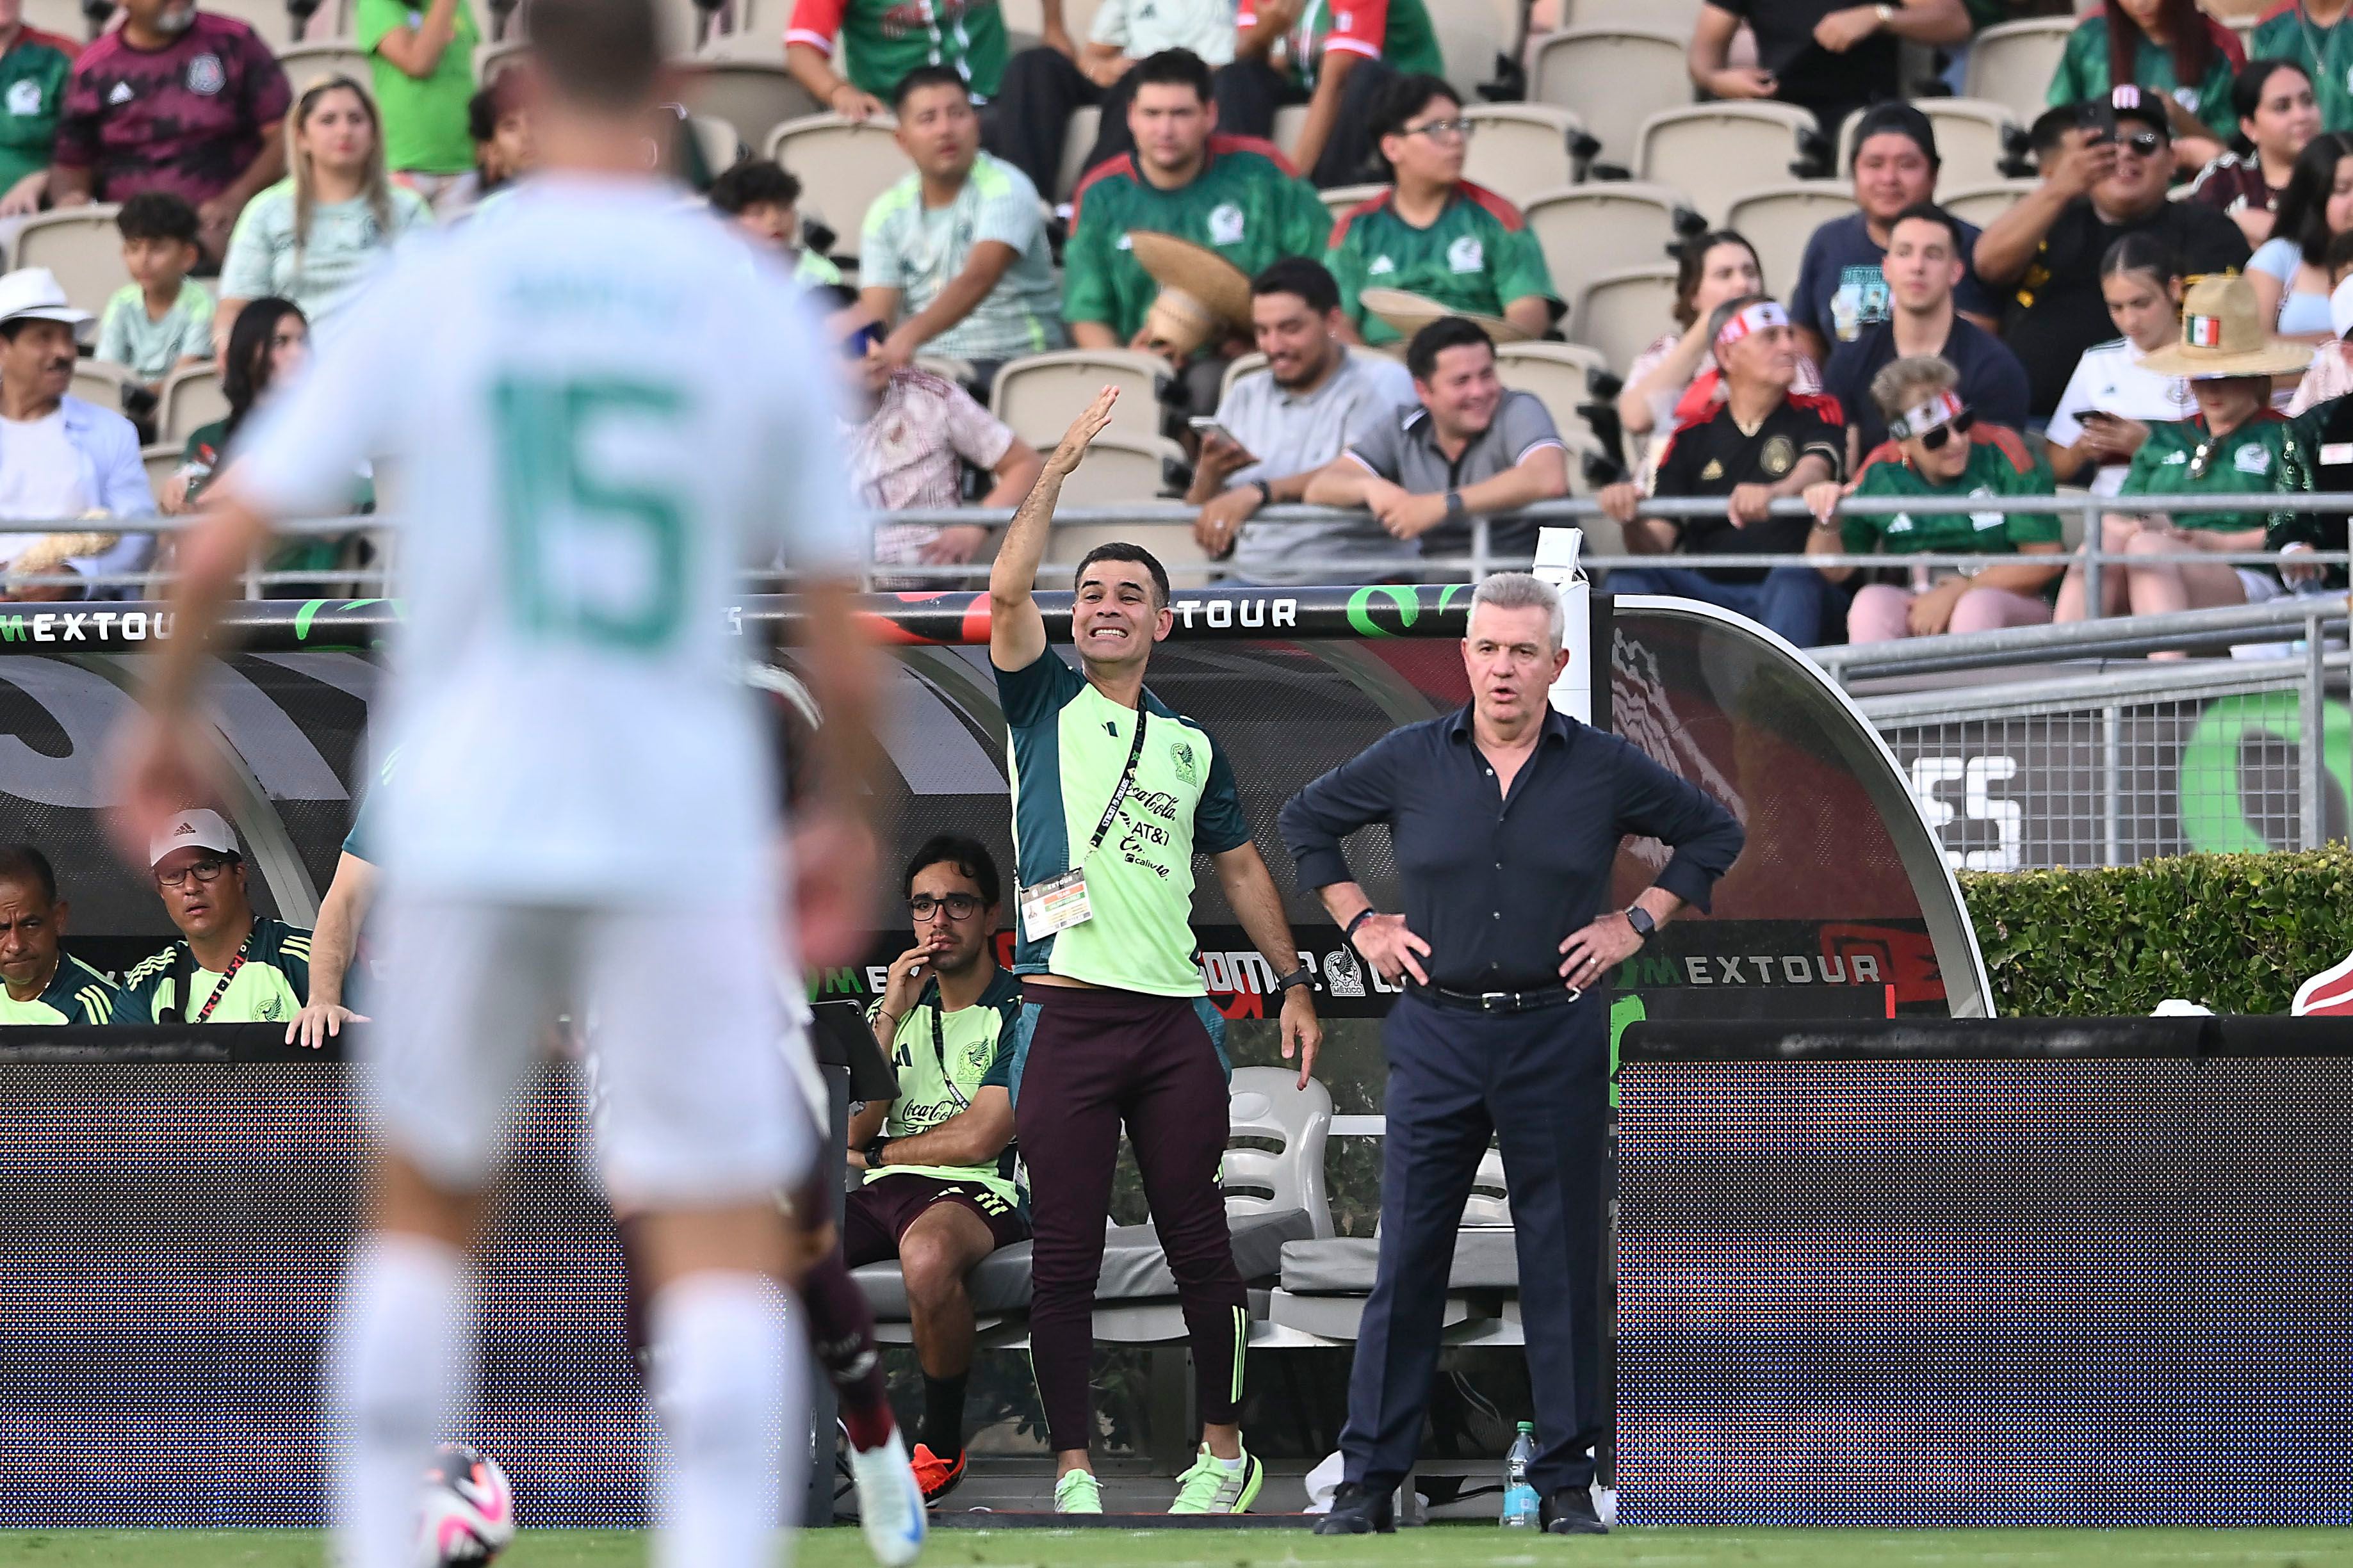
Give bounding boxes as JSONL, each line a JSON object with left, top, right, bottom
{"left": 1064, "top": 136, "right": 1330, "bottom": 347}
{"left": 2252, "top": 4, "right": 2353, "bottom": 133}
{"left": 2046, "top": 15, "right": 2240, "bottom": 142}
{"left": 1843, "top": 428, "right": 2065, "bottom": 556}
{"left": 2120, "top": 410, "right": 2307, "bottom": 536}
{"left": 863, "top": 966, "right": 1023, "bottom": 1204}
{"left": 1324, "top": 183, "right": 1556, "bottom": 346}
{"left": 997, "top": 651, "right": 1253, "bottom": 997}
{"left": 0, "top": 954, "right": 120, "bottom": 1025}
{"left": 121, "top": 917, "right": 313, "bottom": 1026}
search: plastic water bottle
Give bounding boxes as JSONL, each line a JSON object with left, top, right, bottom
{"left": 1501, "top": 1422, "right": 1540, "bottom": 1527}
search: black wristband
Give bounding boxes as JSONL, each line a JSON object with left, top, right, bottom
{"left": 1275, "top": 967, "right": 1312, "bottom": 994}
{"left": 1343, "top": 907, "right": 1378, "bottom": 939}
{"left": 1251, "top": 478, "right": 1273, "bottom": 506}
{"left": 863, "top": 1135, "right": 892, "bottom": 1166}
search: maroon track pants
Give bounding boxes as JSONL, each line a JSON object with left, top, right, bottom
{"left": 1014, "top": 982, "right": 1248, "bottom": 1453}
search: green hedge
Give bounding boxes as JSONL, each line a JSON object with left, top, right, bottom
{"left": 1960, "top": 846, "right": 2353, "bottom": 1017}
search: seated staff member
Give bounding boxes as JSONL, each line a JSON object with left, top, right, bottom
{"left": 851, "top": 835, "right": 1027, "bottom": 1507}
{"left": 1598, "top": 296, "right": 1849, "bottom": 650}
{"left": 0, "top": 845, "right": 119, "bottom": 1024}
{"left": 121, "top": 809, "right": 311, "bottom": 1025}
{"left": 1322, "top": 74, "right": 1556, "bottom": 348}
{"left": 2056, "top": 274, "right": 2316, "bottom": 627}
{"left": 1804, "top": 356, "right": 2065, "bottom": 643}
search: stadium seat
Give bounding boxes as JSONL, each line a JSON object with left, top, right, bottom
{"left": 275, "top": 42, "right": 370, "bottom": 94}
{"left": 656, "top": 0, "right": 716, "bottom": 50}
{"left": 1941, "top": 178, "right": 2037, "bottom": 229}
{"left": 1836, "top": 97, "right": 2021, "bottom": 188}
{"left": 1462, "top": 103, "right": 1585, "bottom": 206}
{"left": 1522, "top": 182, "right": 1693, "bottom": 330}
{"left": 158, "top": 365, "right": 228, "bottom": 446}
{"left": 1638, "top": 103, "right": 1823, "bottom": 225}
{"left": 70, "top": 359, "right": 132, "bottom": 413}
{"left": 677, "top": 61, "right": 822, "bottom": 158}
{"left": 1272, "top": 103, "right": 1308, "bottom": 161}
{"left": 1964, "top": 17, "right": 2076, "bottom": 127}
{"left": 475, "top": 37, "right": 528, "bottom": 81}
{"left": 694, "top": 24, "right": 785, "bottom": 62}
{"left": 1528, "top": 28, "right": 1689, "bottom": 167}
{"left": 991, "top": 348, "right": 1169, "bottom": 448}
{"left": 687, "top": 113, "right": 743, "bottom": 174}
{"left": 1267, "top": 1147, "right": 1517, "bottom": 1344}
{"left": 1048, "top": 433, "right": 1186, "bottom": 507}
{"left": 1055, "top": 105, "right": 1102, "bottom": 203}
{"left": 12, "top": 206, "right": 127, "bottom": 317}
{"left": 1319, "top": 182, "right": 1388, "bottom": 225}
{"left": 765, "top": 113, "right": 911, "bottom": 247}
{"left": 24, "top": 0, "right": 90, "bottom": 38}
{"left": 1435, "top": 0, "right": 1508, "bottom": 97}
{"left": 1559, "top": 0, "right": 1702, "bottom": 30}
{"left": 1494, "top": 341, "right": 1613, "bottom": 492}
{"left": 1219, "top": 351, "right": 1269, "bottom": 404}
{"left": 999, "top": 0, "right": 1101, "bottom": 33}
{"left": 142, "top": 441, "right": 184, "bottom": 508}
{"left": 1572, "top": 262, "right": 1680, "bottom": 374}
{"left": 206, "top": 0, "right": 300, "bottom": 49}
{"left": 1723, "top": 181, "right": 1857, "bottom": 296}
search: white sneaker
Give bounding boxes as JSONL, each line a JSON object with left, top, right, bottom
{"left": 848, "top": 1428, "right": 927, "bottom": 1567}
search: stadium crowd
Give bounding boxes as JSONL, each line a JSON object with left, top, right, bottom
{"left": 0, "top": 0, "right": 2338, "bottom": 636}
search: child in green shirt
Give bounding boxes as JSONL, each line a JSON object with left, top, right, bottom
{"left": 93, "top": 193, "right": 215, "bottom": 395}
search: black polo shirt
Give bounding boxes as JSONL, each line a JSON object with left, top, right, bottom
{"left": 1277, "top": 706, "right": 1744, "bottom": 994}
{"left": 1650, "top": 392, "right": 1846, "bottom": 581}
{"left": 1997, "top": 195, "right": 2250, "bottom": 416}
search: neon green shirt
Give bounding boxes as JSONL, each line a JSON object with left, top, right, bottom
{"left": 1843, "top": 428, "right": 2065, "bottom": 556}
{"left": 863, "top": 966, "right": 1022, "bottom": 1204}
{"left": 996, "top": 651, "right": 1253, "bottom": 997}
{"left": 1324, "top": 183, "right": 1556, "bottom": 346}
{"left": 1064, "top": 136, "right": 1330, "bottom": 348}
{"left": 0, "top": 954, "right": 121, "bottom": 1024}
{"left": 358, "top": 0, "right": 482, "bottom": 175}
{"left": 2047, "top": 15, "right": 2239, "bottom": 142}
{"left": 120, "top": 917, "right": 313, "bottom": 1025}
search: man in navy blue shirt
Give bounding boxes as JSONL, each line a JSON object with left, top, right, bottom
{"left": 1278, "top": 572, "right": 1742, "bottom": 1537}
{"left": 1823, "top": 202, "right": 2031, "bottom": 462}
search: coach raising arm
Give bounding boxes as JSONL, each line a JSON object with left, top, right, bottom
{"left": 989, "top": 387, "right": 1322, "bottom": 1517}
{"left": 1278, "top": 572, "right": 1741, "bottom": 1537}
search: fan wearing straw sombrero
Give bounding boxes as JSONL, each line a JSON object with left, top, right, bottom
{"left": 2055, "top": 273, "right": 2330, "bottom": 629}
{"left": 1327, "top": 74, "right": 1561, "bottom": 349}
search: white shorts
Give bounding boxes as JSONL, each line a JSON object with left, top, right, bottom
{"left": 368, "top": 894, "right": 812, "bottom": 1206}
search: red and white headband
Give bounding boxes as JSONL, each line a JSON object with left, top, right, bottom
{"left": 1715, "top": 300, "right": 1789, "bottom": 351}
{"left": 1887, "top": 389, "right": 1966, "bottom": 442}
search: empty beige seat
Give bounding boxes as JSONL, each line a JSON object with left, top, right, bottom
{"left": 1050, "top": 434, "right": 1185, "bottom": 507}
{"left": 1559, "top": 0, "right": 1702, "bottom": 31}
{"left": 1637, "top": 103, "right": 1821, "bottom": 225}
{"left": 70, "top": 359, "right": 134, "bottom": 412}
{"left": 1494, "top": 341, "right": 1611, "bottom": 494}
{"left": 1055, "top": 105, "right": 1103, "bottom": 202}
{"left": 1462, "top": 104, "right": 1584, "bottom": 206}
{"left": 24, "top": 0, "right": 89, "bottom": 39}
{"left": 158, "top": 366, "right": 229, "bottom": 447}
{"left": 1219, "top": 352, "right": 1269, "bottom": 404}
{"left": 678, "top": 61, "right": 822, "bottom": 158}
{"left": 1272, "top": 104, "right": 1309, "bottom": 161}
{"left": 1964, "top": 17, "right": 2076, "bottom": 128}
{"left": 694, "top": 24, "right": 786, "bottom": 63}
{"left": 991, "top": 350, "right": 1169, "bottom": 449}
{"left": 205, "top": 0, "right": 299, "bottom": 49}
{"left": 13, "top": 207, "right": 127, "bottom": 317}
{"left": 1528, "top": 28, "right": 1688, "bottom": 167}
{"left": 687, "top": 113, "right": 744, "bottom": 174}
{"left": 1521, "top": 182, "right": 1692, "bottom": 332}
{"left": 1941, "top": 179, "right": 2037, "bottom": 230}
{"left": 766, "top": 114, "right": 912, "bottom": 246}
{"left": 1435, "top": 0, "right": 1507, "bottom": 99}
{"left": 1722, "top": 182, "right": 1856, "bottom": 297}
{"left": 275, "top": 42, "right": 370, "bottom": 93}
{"left": 1572, "top": 264, "right": 1679, "bottom": 376}
{"left": 143, "top": 441, "right": 186, "bottom": 507}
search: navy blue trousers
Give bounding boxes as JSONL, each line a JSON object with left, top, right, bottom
{"left": 1340, "top": 992, "right": 1609, "bottom": 1496}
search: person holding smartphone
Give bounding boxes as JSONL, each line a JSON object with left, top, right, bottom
{"left": 2046, "top": 232, "right": 2193, "bottom": 495}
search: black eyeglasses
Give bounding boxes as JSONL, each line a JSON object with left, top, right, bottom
{"left": 1403, "top": 118, "right": 1476, "bottom": 141}
{"left": 156, "top": 855, "right": 232, "bottom": 890}
{"left": 1917, "top": 410, "right": 1976, "bottom": 451}
{"left": 910, "top": 893, "right": 983, "bottom": 921}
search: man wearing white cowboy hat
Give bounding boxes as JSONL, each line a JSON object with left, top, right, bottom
{"left": 2056, "top": 272, "right": 2327, "bottom": 629}
{"left": 0, "top": 266, "right": 153, "bottom": 601}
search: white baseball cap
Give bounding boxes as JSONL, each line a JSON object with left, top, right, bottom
{"left": 149, "top": 807, "right": 239, "bottom": 869}
{"left": 0, "top": 267, "right": 94, "bottom": 345}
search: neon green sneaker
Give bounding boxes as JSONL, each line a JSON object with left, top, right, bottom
{"left": 1168, "top": 1443, "right": 1264, "bottom": 1514}
{"left": 1054, "top": 1468, "right": 1104, "bottom": 1514}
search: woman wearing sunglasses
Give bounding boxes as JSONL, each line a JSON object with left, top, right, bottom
{"left": 1803, "top": 357, "right": 2065, "bottom": 642}
{"left": 2056, "top": 273, "right": 2319, "bottom": 628}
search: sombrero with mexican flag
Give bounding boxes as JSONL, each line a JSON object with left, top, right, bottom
{"left": 2140, "top": 274, "right": 2313, "bottom": 380}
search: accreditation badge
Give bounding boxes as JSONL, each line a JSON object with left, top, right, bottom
{"left": 1018, "top": 868, "right": 1094, "bottom": 938}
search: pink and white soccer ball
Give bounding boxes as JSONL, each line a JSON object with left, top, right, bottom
{"left": 414, "top": 1442, "right": 516, "bottom": 1565}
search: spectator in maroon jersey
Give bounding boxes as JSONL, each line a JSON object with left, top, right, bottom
{"left": 48, "top": 0, "right": 292, "bottom": 261}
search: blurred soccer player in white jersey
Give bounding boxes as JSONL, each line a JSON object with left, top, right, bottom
{"left": 105, "top": 0, "right": 883, "bottom": 1562}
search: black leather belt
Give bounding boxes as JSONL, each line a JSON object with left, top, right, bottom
{"left": 1409, "top": 982, "right": 1582, "bottom": 1014}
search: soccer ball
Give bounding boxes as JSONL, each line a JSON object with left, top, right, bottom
{"left": 414, "top": 1442, "right": 516, "bottom": 1565}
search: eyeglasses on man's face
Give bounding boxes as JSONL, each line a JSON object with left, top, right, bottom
{"left": 156, "top": 855, "right": 232, "bottom": 891}
{"left": 910, "top": 893, "right": 983, "bottom": 922}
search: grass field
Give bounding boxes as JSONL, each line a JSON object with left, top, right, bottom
{"left": 6, "top": 1530, "right": 2353, "bottom": 1567}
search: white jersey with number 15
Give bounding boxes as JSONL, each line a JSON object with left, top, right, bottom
{"left": 231, "top": 174, "right": 863, "bottom": 907}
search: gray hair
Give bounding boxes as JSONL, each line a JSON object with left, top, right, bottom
{"left": 1469, "top": 572, "right": 1564, "bottom": 652}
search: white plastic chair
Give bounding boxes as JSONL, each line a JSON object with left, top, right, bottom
{"left": 1223, "top": 1067, "right": 1336, "bottom": 1240}
{"left": 990, "top": 349, "right": 1169, "bottom": 448}
{"left": 1462, "top": 103, "right": 1585, "bottom": 206}
{"left": 1527, "top": 28, "right": 1689, "bottom": 167}
{"left": 158, "top": 365, "right": 229, "bottom": 446}
{"left": 1964, "top": 17, "right": 2076, "bottom": 128}
{"left": 1572, "top": 263, "right": 1680, "bottom": 375}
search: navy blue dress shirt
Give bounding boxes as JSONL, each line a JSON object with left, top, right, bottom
{"left": 1278, "top": 706, "right": 1745, "bottom": 993}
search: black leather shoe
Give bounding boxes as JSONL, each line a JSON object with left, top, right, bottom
{"left": 1542, "top": 1487, "right": 1608, "bottom": 1535}
{"left": 1314, "top": 1482, "right": 1397, "bottom": 1534}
